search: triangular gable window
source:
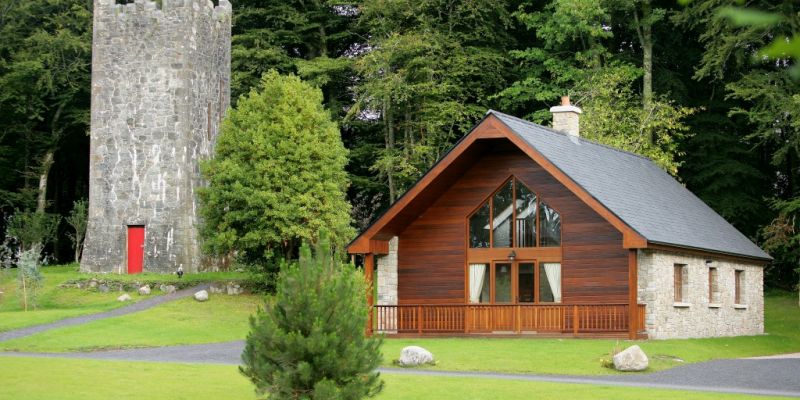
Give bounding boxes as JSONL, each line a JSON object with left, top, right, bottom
{"left": 468, "top": 177, "right": 561, "bottom": 248}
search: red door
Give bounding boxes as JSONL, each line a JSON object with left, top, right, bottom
{"left": 127, "top": 226, "right": 145, "bottom": 274}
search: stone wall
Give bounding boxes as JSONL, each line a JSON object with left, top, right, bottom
{"left": 375, "top": 237, "right": 398, "bottom": 332}
{"left": 82, "top": 0, "right": 231, "bottom": 273}
{"left": 637, "top": 249, "right": 764, "bottom": 339}
{"left": 376, "top": 237, "right": 398, "bottom": 305}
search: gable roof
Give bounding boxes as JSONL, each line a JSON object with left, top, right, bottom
{"left": 348, "top": 110, "right": 771, "bottom": 262}
{"left": 489, "top": 110, "right": 770, "bottom": 261}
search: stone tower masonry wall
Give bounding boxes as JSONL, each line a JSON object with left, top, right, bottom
{"left": 82, "top": 0, "right": 231, "bottom": 273}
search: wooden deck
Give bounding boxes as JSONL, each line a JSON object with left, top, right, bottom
{"left": 372, "top": 303, "right": 646, "bottom": 338}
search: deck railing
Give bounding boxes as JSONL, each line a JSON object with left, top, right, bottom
{"left": 373, "top": 303, "right": 646, "bottom": 336}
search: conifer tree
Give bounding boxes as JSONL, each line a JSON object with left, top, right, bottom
{"left": 240, "top": 233, "right": 383, "bottom": 400}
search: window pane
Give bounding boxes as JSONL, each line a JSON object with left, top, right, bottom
{"left": 539, "top": 201, "right": 561, "bottom": 247}
{"left": 515, "top": 181, "right": 537, "bottom": 247}
{"left": 494, "top": 263, "right": 512, "bottom": 303}
{"left": 540, "top": 263, "right": 561, "bottom": 303}
{"left": 518, "top": 263, "right": 534, "bottom": 303}
{"left": 492, "top": 180, "right": 514, "bottom": 247}
{"left": 469, "top": 202, "right": 490, "bottom": 248}
{"left": 468, "top": 264, "right": 490, "bottom": 304}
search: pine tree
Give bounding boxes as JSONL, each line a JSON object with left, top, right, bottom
{"left": 240, "top": 234, "right": 383, "bottom": 400}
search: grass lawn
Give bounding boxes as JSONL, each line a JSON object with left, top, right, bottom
{"left": 0, "top": 356, "right": 792, "bottom": 400}
{"left": 380, "top": 292, "right": 800, "bottom": 375}
{"left": 0, "top": 264, "right": 146, "bottom": 332}
{"left": 0, "top": 294, "right": 263, "bottom": 352}
{"left": 0, "top": 264, "right": 248, "bottom": 333}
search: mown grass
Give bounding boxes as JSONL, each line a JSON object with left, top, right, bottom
{"left": 0, "top": 264, "right": 249, "bottom": 332}
{"left": 0, "top": 356, "right": 792, "bottom": 400}
{"left": 0, "top": 295, "right": 263, "bottom": 352}
{"left": 380, "top": 291, "right": 800, "bottom": 375}
{"left": 0, "top": 264, "right": 145, "bottom": 332}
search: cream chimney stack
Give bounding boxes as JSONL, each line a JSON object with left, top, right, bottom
{"left": 550, "top": 96, "right": 582, "bottom": 137}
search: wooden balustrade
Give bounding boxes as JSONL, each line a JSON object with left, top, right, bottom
{"left": 372, "top": 303, "right": 646, "bottom": 336}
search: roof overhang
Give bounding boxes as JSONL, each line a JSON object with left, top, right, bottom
{"left": 347, "top": 113, "right": 648, "bottom": 254}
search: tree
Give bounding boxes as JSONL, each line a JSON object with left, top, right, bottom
{"left": 5, "top": 210, "right": 59, "bottom": 253}
{"left": 17, "top": 244, "right": 44, "bottom": 311}
{"left": 240, "top": 234, "right": 383, "bottom": 400}
{"left": 198, "top": 71, "right": 354, "bottom": 266}
{"left": 351, "top": 0, "right": 514, "bottom": 201}
{"left": 0, "top": 0, "right": 91, "bottom": 214}
{"left": 65, "top": 199, "right": 87, "bottom": 263}
{"left": 496, "top": 0, "right": 693, "bottom": 174}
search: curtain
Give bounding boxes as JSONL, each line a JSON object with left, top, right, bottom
{"left": 469, "top": 264, "right": 487, "bottom": 303}
{"left": 543, "top": 263, "right": 562, "bottom": 303}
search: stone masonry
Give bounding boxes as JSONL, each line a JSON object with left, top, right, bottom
{"left": 637, "top": 249, "right": 764, "bottom": 339}
{"left": 376, "top": 237, "right": 398, "bottom": 332}
{"left": 82, "top": 0, "right": 231, "bottom": 273}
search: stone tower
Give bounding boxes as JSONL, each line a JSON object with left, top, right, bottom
{"left": 82, "top": 0, "right": 231, "bottom": 273}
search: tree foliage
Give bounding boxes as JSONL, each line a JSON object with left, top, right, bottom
{"left": 65, "top": 199, "right": 87, "bottom": 263}
{"left": 199, "top": 71, "right": 354, "bottom": 265}
{"left": 240, "top": 234, "right": 383, "bottom": 400}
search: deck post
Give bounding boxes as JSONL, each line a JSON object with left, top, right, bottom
{"left": 572, "top": 305, "right": 579, "bottom": 336}
{"left": 628, "top": 249, "right": 638, "bottom": 340}
{"left": 365, "top": 253, "right": 374, "bottom": 336}
{"left": 417, "top": 305, "right": 423, "bottom": 334}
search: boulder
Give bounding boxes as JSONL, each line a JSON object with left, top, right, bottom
{"left": 613, "top": 345, "right": 649, "bottom": 372}
{"left": 160, "top": 284, "right": 177, "bottom": 294}
{"left": 194, "top": 290, "right": 209, "bottom": 302}
{"left": 226, "top": 283, "right": 243, "bottom": 295}
{"left": 88, "top": 279, "right": 98, "bottom": 288}
{"left": 209, "top": 284, "right": 224, "bottom": 294}
{"left": 98, "top": 284, "right": 110, "bottom": 293}
{"left": 398, "top": 346, "right": 435, "bottom": 367}
{"left": 117, "top": 293, "right": 132, "bottom": 302}
{"left": 138, "top": 285, "right": 151, "bottom": 295}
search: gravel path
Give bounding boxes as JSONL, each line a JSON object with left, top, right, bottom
{"left": 0, "top": 284, "right": 209, "bottom": 343}
{"left": 2, "top": 341, "right": 798, "bottom": 397}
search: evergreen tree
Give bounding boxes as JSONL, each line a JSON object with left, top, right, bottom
{"left": 198, "top": 71, "right": 354, "bottom": 265}
{"left": 240, "top": 234, "right": 383, "bottom": 400}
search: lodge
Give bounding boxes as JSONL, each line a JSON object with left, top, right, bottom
{"left": 347, "top": 98, "right": 770, "bottom": 339}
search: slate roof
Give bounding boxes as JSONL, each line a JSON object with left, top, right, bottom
{"left": 489, "top": 110, "right": 771, "bottom": 261}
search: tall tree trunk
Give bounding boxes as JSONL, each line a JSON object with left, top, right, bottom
{"left": 383, "top": 101, "right": 396, "bottom": 203}
{"left": 36, "top": 151, "right": 54, "bottom": 214}
{"left": 634, "top": 1, "right": 654, "bottom": 110}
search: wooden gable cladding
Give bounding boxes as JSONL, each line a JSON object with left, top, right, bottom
{"left": 397, "top": 141, "right": 630, "bottom": 305}
{"left": 347, "top": 114, "right": 647, "bottom": 255}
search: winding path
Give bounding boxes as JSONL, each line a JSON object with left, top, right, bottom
{"left": 2, "top": 340, "right": 798, "bottom": 398}
{"left": 0, "top": 284, "right": 209, "bottom": 342}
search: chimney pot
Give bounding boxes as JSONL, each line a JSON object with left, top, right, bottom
{"left": 550, "top": 95, "right": 582, "bottom": 137}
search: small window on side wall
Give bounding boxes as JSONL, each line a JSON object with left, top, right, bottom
{"left": 734, "top": 270, "right": 745, "bottom": 305}
{"left": 674, "top": 264, "right": 688, "bottom": 303}
{"left": 708, "top": 266, "right": 720, "bottom": 304}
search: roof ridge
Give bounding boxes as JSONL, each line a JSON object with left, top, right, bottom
{"left": 487, "top": 109, "right": 652, "bottom": 162}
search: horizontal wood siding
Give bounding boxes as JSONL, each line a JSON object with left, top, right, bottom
{"left": 398, "top": 141, "right": 629, "bottom": 305}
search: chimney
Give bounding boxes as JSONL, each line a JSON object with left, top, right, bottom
{"left": 550, "top": 96, "right": 582, "bottom": 137}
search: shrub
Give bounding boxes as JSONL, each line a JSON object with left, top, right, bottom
{"left": 240, "top": 234, "right": 383, "bottom": 400}
{"left": 17, "top": 244, "right": 44, "bottom": 311}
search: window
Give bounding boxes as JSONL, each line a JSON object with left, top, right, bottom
{"left": 469, "top": 203, "right": 490, "bottom": 248}
{"left": 492, "top": 181, "right": 514, "bottom": 247}
{"left": 539, "top": 201, "right": 561, "bottom": 247}
{"left": 468, "top": 264, "right": 490, "bottom": 303}
{"left": 518, "top": 263, "right": 535, "bottom": 302}
{"left": 539, "top": 262, "right": 562, "bottom": 303}
{"left": 467, "top": 177, "right": 560, "bottom": 249}
{"left": 735, "top": 270, "right": 745, "bottom": 305}
{"left": 494, "top": 263, "right": 512, "bottom": 302}
{"left": 674, "top": 264, "right": 688, "bottom": 303}
{"left": 708, "top": 267, "right": 720, "bottom": 304}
